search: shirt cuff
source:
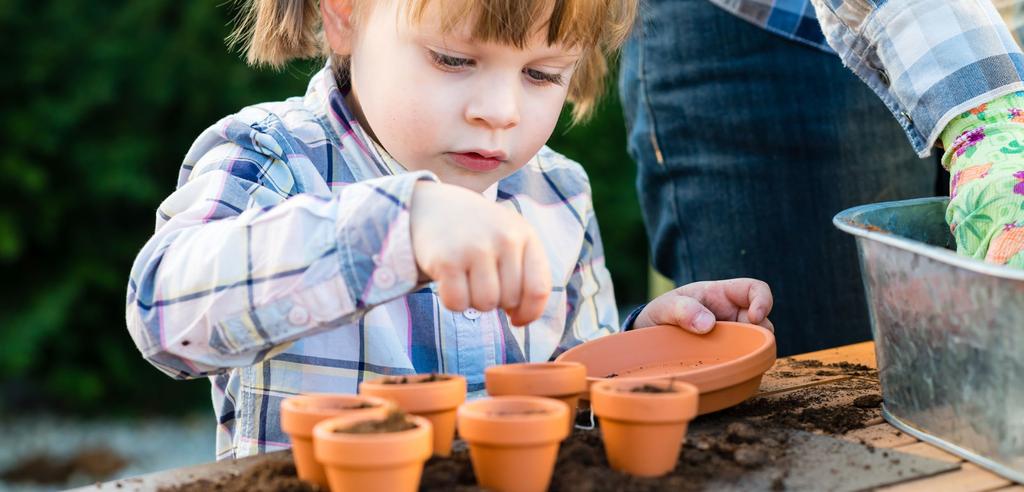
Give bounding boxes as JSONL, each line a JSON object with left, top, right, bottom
{"left": 811, "top": 0, "right": 1024, "bottom": 157}
{"left": 621, "top": 303, "right": 647, "bottom": 331}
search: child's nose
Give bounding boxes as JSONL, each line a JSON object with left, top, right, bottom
{"left": 465, "top": 77, "right": 520, "bottom": 130}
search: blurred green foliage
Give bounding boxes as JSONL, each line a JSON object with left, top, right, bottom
{"left": 0, "top": 1, "right": 646, "bottom": 415}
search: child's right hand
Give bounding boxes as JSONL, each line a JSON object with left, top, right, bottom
{"left": 410, "top": 181, "right": 552, "bottom": 326}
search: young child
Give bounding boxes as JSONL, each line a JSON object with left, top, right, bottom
{"left": 126, "top": 0, "right": 774, "bottom": 460}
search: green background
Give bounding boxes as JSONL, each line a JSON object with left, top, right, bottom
{"left": 0, "top": 1, "right": 647, "bottom": 416}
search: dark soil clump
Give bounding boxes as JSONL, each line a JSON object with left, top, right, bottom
{"left": 853, "top": 395, "right": 883, "bottom": 408}
{"left": 785, "top": 407, "right": 869, "bottom": 434}
{"left": 381, "top": 373, "right": 450, "bottom": 384}
{"left": 725, "top": 422, "right": 760, "bottom": 443}
{"left": 629, "top": 384, "right": 677, "bottom": 393}
{"left": 336, "top": 411, "right": 416, "bottom": 434}
{"left": 157, "top": 458, "right": 320, "bottom": 492}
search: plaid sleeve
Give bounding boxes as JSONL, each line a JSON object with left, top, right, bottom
{"left": 126, "top": 120, "right": 433, "bottom": 380}
{"left": 809, "top": 0, "right": 1024, "bottom": 157}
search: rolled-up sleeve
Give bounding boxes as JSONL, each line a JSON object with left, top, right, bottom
{"left": 126, "top": 113, "right": 435, "bottom": 380}
{"left": 810, "top": 0, "right": 1024, "bottom": 157}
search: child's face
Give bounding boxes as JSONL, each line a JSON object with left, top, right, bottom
{"left": 325, "top": 1, "right": 580, "bottom": 193}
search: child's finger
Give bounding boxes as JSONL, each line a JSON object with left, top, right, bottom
{"left": 713, "top": 278, "right": 773, "bottom": 321}
{"left": 744, "top": 280, "right": 773, "bottom": 322}
{"left": 737, "top": 309, "right": 775, "bottom": 332}
{"left": 469, "top": 253, "right": 500, "bottom": 312}
{"left": 497, "top": 241, "right": 523, "bottom": 312}
{"left": 435, "top": 265, "right": 471, "bottom": 312}
{"left": 508, "top": 235, "right": 550, "bottom": 326}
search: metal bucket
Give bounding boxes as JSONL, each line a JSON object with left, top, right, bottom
{"left": 834, "top": 197, "right": 1024, "bottom": 482}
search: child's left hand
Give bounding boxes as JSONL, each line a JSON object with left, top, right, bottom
{"left": 633, "top": 278, "right": 774, "bottom": 334}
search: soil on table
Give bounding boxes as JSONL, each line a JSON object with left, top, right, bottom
{"left": 336, "top": 411, "right": 416, "bottom": 434}
{"left": 157, "top": 458, "right": 321, "bottom": 492}
{"left": 1, "top": 446, "right": 129, "bottom": 485}
{"left": 160, "top": 358, "right": 884, "bottom": 491}
{"left": 421, "top": 421, "right": 793, "bottom": 492}
{"left": 381, "top": 373, "right": 450, "bottom": 384}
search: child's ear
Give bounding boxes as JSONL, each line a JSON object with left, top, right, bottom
{"left": 321, "top": 0, "right": 355, "bottom": 55}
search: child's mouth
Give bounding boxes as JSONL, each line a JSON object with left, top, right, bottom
{"left": 448, "top": 151, "right": 505, "bottom": 172}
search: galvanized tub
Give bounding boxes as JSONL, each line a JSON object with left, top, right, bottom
{"left": 834, "top": 197, "right": 1024, "bottom": 482}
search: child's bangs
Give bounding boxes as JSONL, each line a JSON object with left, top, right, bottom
{"left": 405, "top": 0, "right": 611, "bottom": 50}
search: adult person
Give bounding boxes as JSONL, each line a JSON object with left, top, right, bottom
{"left": 620, "top": 0, "right": 1024, "bottom": 355}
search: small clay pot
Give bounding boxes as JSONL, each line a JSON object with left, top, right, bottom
{"left": 359, "top": 373, "right": 467, "bottom": 456}
{"left": 484, "top": 362, "right": 586, "bottom": 431}
{"left": 591, "top": 378, "right": 699, "bottom": 477}
{"left": 313, "top": 413, "right": 433, "bottom": 492}
{"left": 457, "top": 396, "right": 569, "bottom": 492}
{"left": 280, "top": 393, "right": 391, "bottom": 488}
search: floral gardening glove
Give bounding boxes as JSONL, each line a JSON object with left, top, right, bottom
{"left": 941, "top": 92, "right": 1024, "bottom": 268}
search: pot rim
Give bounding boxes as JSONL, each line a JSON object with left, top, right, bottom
{"left": 359, "top": 374, "right": 467, "bottom": 412}
{"left": 484, "top": 362, "right": 587, "bottom": 397}
{"left": 281, "top": 394, "right": 392, "bottom": 437}
{"left": 591, "top": 378, "right": 699, "bottom": 423}
{"left": 313, "top": 414, "right": 433, "bottom": 467}
{"left": 457, "top": 396, "right": 570, "bottom": 445}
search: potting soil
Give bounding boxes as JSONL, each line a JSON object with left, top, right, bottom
{"left": 381, "top": 373, "right": 450, "bottom": 384}
{"left": 335, "top": 410, "right": 416, "bottom": 434}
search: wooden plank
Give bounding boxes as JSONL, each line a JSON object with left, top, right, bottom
{"left": 788, "top": 341, "right": 877, "bottom": 369}
{"left": 878, "top": 463, "right": 1010, "bottom": 492}
{"left": 893, "top": 442, "right": 962, "bottom": 464}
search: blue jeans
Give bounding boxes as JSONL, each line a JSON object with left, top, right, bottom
{"left": 619, "top": 0, "right": 937, "bottom": 356}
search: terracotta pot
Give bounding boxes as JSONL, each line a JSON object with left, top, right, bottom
{"left": 591, "top": 378, "right": 699, "bottom": 477}
{"left": 457, "top": 396, "right": 569, "bottom": 492}
{"left": 484, "top": 362, "right": 586, "bottom": 431}
{"left": 359, "top": 373, "right": 467, "bottom": 456}
{"left": 313, "top": 413, "right": 433, "bottom": 492}
{"left": 555, "top": 322, "right": 775, "bottom": 414}
{"left": 280, "top": 393, "right": 391, "bottom": 488}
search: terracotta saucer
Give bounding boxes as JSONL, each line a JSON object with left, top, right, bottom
{"left": 554, "top": 322, "right": 776, "bottom": 414}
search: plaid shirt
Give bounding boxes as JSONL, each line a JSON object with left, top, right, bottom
{"left": 710, "top": 0, "right": 1024, "bottom": 157}
{"left": 125, "top": 65, "right": 619, "bottom": 460}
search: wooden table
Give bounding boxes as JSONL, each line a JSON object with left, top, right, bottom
{"left": 778, "top": 342, "right": 1021, "bottom": 492}
{"left": 77, "top": 341, "right": 1023, "bottom": 491}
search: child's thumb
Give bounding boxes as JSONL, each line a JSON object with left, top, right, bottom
{"left": 670, "top": 296, "right": 717, "bottom": 334}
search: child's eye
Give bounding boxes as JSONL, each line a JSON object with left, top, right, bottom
{"left": 524, "top": 68, "right": 564, "bottom": 86}
{"left": 429, "top": 50, "right": 473, "bottom": 70}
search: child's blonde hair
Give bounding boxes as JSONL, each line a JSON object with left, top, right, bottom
{"left": 228, "top": 0, "right": 637, "bottom": 122}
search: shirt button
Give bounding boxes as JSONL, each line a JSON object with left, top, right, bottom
{"left": 877, "top": 68, "right": 890, "bottom": 87}
{"left": 373, "top": 267, "right": 396, "bottom": 289}
{"left": 288, "top": 306, "right": 310, "bottom": 325}
{"left": 463, "top": 308, "right": 482, "bottom": 320}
